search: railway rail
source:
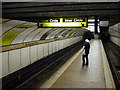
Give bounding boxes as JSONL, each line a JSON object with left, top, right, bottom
{"left": 2, "top": 40, "right": 84, "bottom": 89}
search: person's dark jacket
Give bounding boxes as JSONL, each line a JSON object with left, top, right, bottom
{"left": 84, "top": 42, "right": 90, "bottom": 54}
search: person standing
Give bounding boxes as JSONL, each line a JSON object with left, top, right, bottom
{"left": 82, "top": 39, "right": 90, "bottom": 66}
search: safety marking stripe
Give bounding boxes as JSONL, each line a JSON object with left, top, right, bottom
{"left": 0, "top": 18, "right": 9, "bottom": 24}
{"left": 0, "top": 25, "right": 32, "bottom": 46}
{"left": 67, "top": 30, "right": 75, "bottom": 37}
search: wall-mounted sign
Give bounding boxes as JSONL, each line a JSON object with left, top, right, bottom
{"left": 63, "top": 18, "right": 85, "bottom": 22}
{"left": 41, "top": 19, "right": 60, "bottom": 23}
{"left": 99, "top": 21, "right": 109, "bottom": 27}
{"left": 38, "top": 17, "right": 88, "bottom": 28}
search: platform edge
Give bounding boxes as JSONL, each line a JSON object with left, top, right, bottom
{"left": 100, "top": 40, "right": 116, "bottom": 89}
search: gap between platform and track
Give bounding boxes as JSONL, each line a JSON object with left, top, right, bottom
{"left": 40, "top": 40, "right": 92, "bottom": 88}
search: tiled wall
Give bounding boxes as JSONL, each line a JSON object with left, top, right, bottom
{"left": 109, "top": 23, "right": 120, "bottom": 47}
{"left": 1, "top": 36, "right": 82, "bottom": 78}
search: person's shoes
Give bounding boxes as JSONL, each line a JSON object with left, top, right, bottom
{"left": 86, "top": 64, "right": 88, "bottom": 67}
{"left": 82, "top": 64, "right": 85, "bottom": 67}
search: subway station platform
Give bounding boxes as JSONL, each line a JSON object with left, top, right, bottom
{"left": 41, "top": 39, "right": 116, "bottom": 89}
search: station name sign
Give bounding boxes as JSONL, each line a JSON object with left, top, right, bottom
{"left": 43, "top": 19, "right": 60, "bottom": 23}
{"left": 38, "top": 17, "right": 88, "bottom": 27}
{"left": 63, "top": 18, "right": 85, "bottom": 22}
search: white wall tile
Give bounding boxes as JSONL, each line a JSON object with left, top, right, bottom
{"left": 43, "top": 43, "right": 49, "bottom": 57}
{"left": 62, "top": 40, "right": 64, "bottom": 49}
{"left": 65, "top": 39, "right": 67, "bottom": 47}
{"left": 67, "top": 39, "right": 70, "bottom": 46}
{"left": 9, "top": 49, "right": 21, "bottom": 73}
{"left": 1, "top": 52, "right": 9, "bottom": 77}
{"left": 62, "top": 40, "right": 65, "bottom": 48}
{"left": 119, "top": 38, "right": 120, "bottom": 47}
{"left": 59, "top": 40, "right": 62, "bottom": 50}
{"left": 55, "top": 41, "right": 58, "bottom": 51}
{"left": 21, "top": 47, "right": 30, "bottom": 68}
{"left": 37, "top": 44, "right": 44, "bottom": 60}
{"left": 30, "top": 46, "right": 37, "bottom": 63}
{"left": 67, "top": 39, "right": 69, "bottom": 47}
{"left": 63, "top": 40, "right": 65, "bottom": 48}
{"left": 57, "top": 41, "right": 59, "bottom": 51}
{"left": 111, "top": 37, "right": 118, "bottom": 46}
{"left": 109, "top": 23, "right": 120, "bottom": 46}
{"left": 52, "top": 42, "right": 56, "bottom": 53}
{"left": 58, "top": 40, "right": 61, "bottom": 50}
{"left": 69, "top": 39, "right": 71, "bottom": 45}
{"left": 49, "top": 42, "right": 53, "bottom": 55}
{"left": 0, "top": 53, "right": 1, "bottom": 79}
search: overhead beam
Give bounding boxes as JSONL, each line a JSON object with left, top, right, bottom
{"left": 3, "top": 10, "right": 120, "bottom": 18}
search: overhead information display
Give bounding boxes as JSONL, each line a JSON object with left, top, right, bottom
{"left": 38, "top": 17, "right": 88, "bottom": 28}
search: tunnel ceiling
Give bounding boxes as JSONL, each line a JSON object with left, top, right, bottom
{"left": 2, "top": 2, "right": 120, "bottom": 26}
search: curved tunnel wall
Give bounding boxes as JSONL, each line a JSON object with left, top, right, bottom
{"left": 0, "top": 19, "right": 88, "bottom": 78}
{"left": 109, "top": 22, "right": 120, "bottom": 47}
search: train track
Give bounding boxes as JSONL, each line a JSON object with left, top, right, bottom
{"left": 102, "top": 40, "right": 120, "bottom": 90}
{"left": 2, "top": 40, "right": 84, "bottom": 89}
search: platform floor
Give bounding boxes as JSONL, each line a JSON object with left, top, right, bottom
{"left": 51, "top": 40, "right": 106, "bottom": 88}
{"left": 41, "top": 40, "right": 115, "bottom": 88}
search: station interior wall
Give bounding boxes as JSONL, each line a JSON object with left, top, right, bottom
{"left": 109, "top": 22, "right": 120, "bottom": 47}
{"left": 0, "top": 19, "right": 87, "bottom": 78}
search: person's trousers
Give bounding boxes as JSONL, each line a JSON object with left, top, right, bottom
{"left": 82, "top": 54, "right": 89, "bottom": 66}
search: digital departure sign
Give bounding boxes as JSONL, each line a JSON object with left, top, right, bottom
{"left": 38, "top": 17, "right": 88, "bottom": 28}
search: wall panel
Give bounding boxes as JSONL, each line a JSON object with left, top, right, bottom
{"left": 37, "top": 44, "right": 44, "bottom": 60}
{"left": 43, "top": 43, "right": 49, "bottom": 57}
{"left": 21, "top": 47, "right": 30, "bottom": 68}
{"left": 49, "top": 42, "right": 53, "bottom": 55}
{"left": 1, "top": 52, "right": 9, "bottom": 77}
{"left": 52, "top": 42, "right": 56, "bottom": 53}
{"left": 55, "top": 41, "right": 58, "bottom": 52}
{"left": 9, "top": 49, "right": 21, "bottom": 73}
{"left": 61, "top": 40, "right": 64, "bottom": 49}
{"left": 30, "top": 46, "right": 37, "bottom": 63}
{"left": 109, "top": 23, "right": 120, "bottom": 46}
{"left": 59, "top": 40, "right": 62, "bottom": 50}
